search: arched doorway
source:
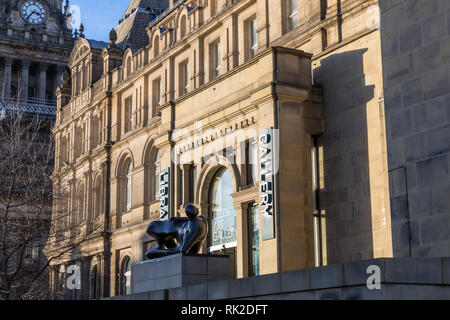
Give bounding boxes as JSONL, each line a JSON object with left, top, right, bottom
{"left": 120, "top": 257, "right": 132, "bottom": 295}
{"left": 208, "top": 168, "right": 237, "bottom": 276}
{"left": 90, "top": 265, "right": 98, "bottom": 300}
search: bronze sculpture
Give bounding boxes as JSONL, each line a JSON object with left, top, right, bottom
{"left": 145, "top": 204, "right": 208, "bottom": 259}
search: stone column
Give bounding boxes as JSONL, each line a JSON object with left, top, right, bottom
{"left": 234, "top": 201, "right": 249, "bottom": 279}
{"left": 38, "top": 63, "right": 49, "bottom": 101}
{"left": 20, "top": 60, "right": 31, "bottom": 100}
{"left": 3, "top": 57, "right": 13, "bottom": 97}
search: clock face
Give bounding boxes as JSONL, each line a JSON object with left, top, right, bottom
{"left": 21, "top": 1, "right": 47, "bottom": 24}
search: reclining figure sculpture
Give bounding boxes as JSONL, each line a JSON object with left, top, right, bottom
{"left": 145, "top": 204, "right": 208, "bottom": 259}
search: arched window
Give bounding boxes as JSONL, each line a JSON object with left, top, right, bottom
{"left": 93, "top": 176, "right": 103, "bottom": 218}
{"left": 126, "top": 57, "right": 131, "bottom": 77}
{"left": 154, "top": 151, "right": 161, "bottom": 200}
{"left": 126, "top": 163, "right": 132, "bottom": 212}
{"left": 60, "top": 188, "right": 69, "bottom": 229}
{"left": 81, "top": 62, "right": 87, "bottom": 91}
{"left": 90, "top": 265, "right": 98, "bottom": 300}
{"left": 180, "top": 15, "right": 187, "bottom": 38}
{"left": 120, "top": 257, "right": 132, "bottom": 295}
{"left": 209, "top": 168, "right": 236, "bottom": 252}
{"left": 208, "top": 167, "right": 237, "bottom": 276}
{"left": 77, "top": 183, "right": 85, "bottom": 223}
{"left": 154, "top": 36, "right": 160, "bottom": 57}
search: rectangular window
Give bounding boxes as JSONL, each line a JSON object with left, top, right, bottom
{"left": 210, "top": 0, "right": 216, "bottom": 16}
{"left": 177, "top": 165, "right": 183, "bottom": 208}
{"left": 180, "top": 60, "right": 189, "bottom": 96}
{"left": 286, "top": 0, "right": 298, "bottom": 32}
{"left": 246, "top": 139, "right": 258, "bottom": 185}
{"left": 153, "top": 78, "right": 161, "bottom": 111}
{"left": 124, "top": 96, "right": 132, "bottom": 133}
{"left": 154, "top": 153, "right": 161, "bottom": 201}
{"left": 126, "top": 177, "right": 132, "bottom": 212}
{"left": 312, "top": 136, "right": 327, "bottom": 266}
{"left": 210, "top": 40, "right": 221, "bottom": 80}
{"left": 248, "top": 203, "right": 260, "bottom": 276}
{"left": 189, "top": 164, "right": 197, "bottom": 203}
{"left": 247, "top": 19, "right": 258, "bottom": 60}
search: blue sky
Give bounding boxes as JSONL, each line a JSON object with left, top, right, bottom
{"left": 70, "top": 0, "right": 131, "bottom": 41}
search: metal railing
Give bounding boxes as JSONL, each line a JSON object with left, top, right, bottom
{"left": 0, "top": 96, "right": 57, "bottom": 117}
{"left": 1, "top": 95, "right": 56, "bottom": 107}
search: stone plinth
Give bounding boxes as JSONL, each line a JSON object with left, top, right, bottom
{"left": 132, "top": 253, "right": 232, "bottom": 294}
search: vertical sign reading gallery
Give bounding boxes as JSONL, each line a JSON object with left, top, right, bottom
{"left": 159, "top": 168, "right": 170, "bottom": 220}
{"left": 259, "top": 128, "right": 276, "bottom": 240}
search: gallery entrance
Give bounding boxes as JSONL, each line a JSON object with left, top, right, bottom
{"left": 208, "top": 168, "right": 237, "bottom": 277}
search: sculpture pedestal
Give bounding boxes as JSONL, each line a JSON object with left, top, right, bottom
{"left": 131, "top": 253, "right": 232, "bottom": 294}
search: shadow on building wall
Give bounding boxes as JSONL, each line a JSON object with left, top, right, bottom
{"left": 313, "top": 48, "right": 376, "bottom": 264}
{"left": 380, "top": 0, "right": 450, "bottom": 259}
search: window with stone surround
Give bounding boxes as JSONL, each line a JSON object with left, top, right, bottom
{"left": 154, "top": 35, "right": 160, "bottom": 57}
{"left": 210, "top": 0, "right": 217, "bottom": 17}
{"left": 246, "top": 138, "right": 259, "bottom": 185}
{"left": 59, "top": 135, "right": 68, "bottom": 167}
{"left": 126, "top": 56, "right": 132, "bottom": 78}
{"left": 180, "top": 15, "right": 187, "bottom": 39}
{"left": 74, "top": 125, "right": 84, "bottom": 159}
{"left": 210, "top": 40, "right": 221, "bottom": 80}
{"left": 77, "top": 183, "right": 85, "bottom": 223}
{"left": 124, "top": 96, "right": 132, "bottom": 133}
{"left": 120, "top": 256, "right": 132, "bottom": 295}
{"left": 154, "top": 150, "right": 161, "bottom": 201}
{"left": 93, "top": 175, "right": 103, "bottom": 218}
{"left": 179, "top": 60, "right": 189, "bottom": 96}
{"left": 286, "top": 0, "right": 298, "bottom": 33}
{"left": 126, "top": 163, "right": 132, "bottom": 212}
{"left": 246, "top": 18, "right": 258, "bottom": 60}
{"left": 248, "top": 203, "right": 260, "bottom": 276}
{"left": 153, "top": 78, "right": 162, "bottom": 114}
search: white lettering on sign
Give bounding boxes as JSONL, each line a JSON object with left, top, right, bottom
{"left": 159, "top": 168, "right": 170, "bottom": 220}
{"left": 259, "top": 128, "right": 276, "bottom": 240}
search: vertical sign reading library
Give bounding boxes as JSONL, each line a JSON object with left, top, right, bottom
{"left": 259, "top": 128, "right": 276, "bottom": 240}
{"left": 159, "top": 168, "right": 170, "bottom": 220}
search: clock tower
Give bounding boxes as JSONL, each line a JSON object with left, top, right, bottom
{"left": 0, "top": 0, "right": 74, "bottom": 114}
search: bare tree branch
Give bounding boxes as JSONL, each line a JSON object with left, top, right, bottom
{"left": 0, "top": 106, "right": 103, "bottom": 300}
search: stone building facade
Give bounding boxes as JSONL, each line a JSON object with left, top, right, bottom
{"left": 44, "top": 0, "right": 445, "bottom": 300}
{"left": 381, "top": 0, "right": 450, "bottom": 258}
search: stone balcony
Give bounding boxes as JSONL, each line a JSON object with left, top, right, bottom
{"left": 0, "top": 27, "right": 73, "bottom": 48}
{"left": 0, "top": 96, "right": 57, "bottom": 119}
{"left": 59, "top": 76, "right": 107, "bottom": 124}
